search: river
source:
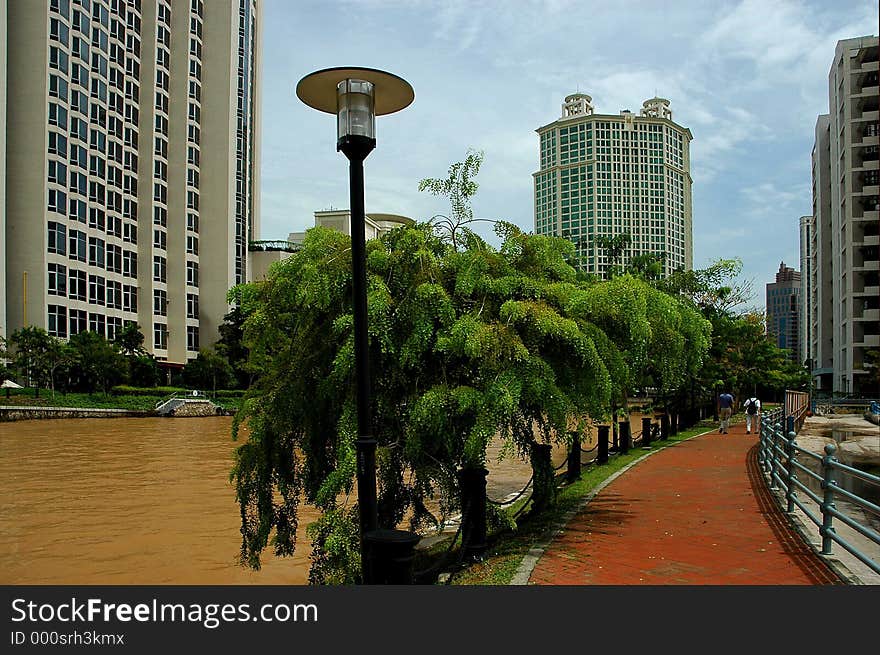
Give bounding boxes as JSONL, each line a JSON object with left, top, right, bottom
{"left": 0, "top": 414, "right": 649, "bottom": 584}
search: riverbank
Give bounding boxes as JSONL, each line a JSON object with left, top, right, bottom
{"left": 0, "top": 405, "right": 151, "bottom": 421}
{"left": 0, "top": 389, "right": 240, "bottom": 420}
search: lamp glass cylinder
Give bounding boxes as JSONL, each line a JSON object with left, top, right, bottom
{"left": 337, "top": 79, "right": 376, "bottom": 142}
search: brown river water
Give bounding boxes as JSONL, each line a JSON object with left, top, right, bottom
{"left": 0, "top": 414, "right": 648, "bottom": 585}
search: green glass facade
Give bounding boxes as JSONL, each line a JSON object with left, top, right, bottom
{"left": 534, "top": 98, "right": 693, "bottom": 279}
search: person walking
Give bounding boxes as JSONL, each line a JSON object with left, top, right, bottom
{"left": 718, "top": 390, "right": 734, "bottom": 434}
{"left": 742, "top": 395, "right": 761, "bottom": 434}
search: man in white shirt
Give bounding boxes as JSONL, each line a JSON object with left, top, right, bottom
{"left": 743, "top": 396, "right": 761, "bottom": 434}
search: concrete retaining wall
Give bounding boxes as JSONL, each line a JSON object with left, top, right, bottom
{"left": 0, "top": 406, "right": 152, "bottom": 421}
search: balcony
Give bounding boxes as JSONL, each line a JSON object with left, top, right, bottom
{"left": 858, "top": 334, "right": 880, "bottom": 348}
{"left": 856, "top": 308, "right": 880, "bottom": 321}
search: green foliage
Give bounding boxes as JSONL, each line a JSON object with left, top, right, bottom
{"left": 68, "top": 331, "right": 126, "bottom": 394}
{"left": 216, "top": 306, "right": 252, "bottom": 389}
{"left": 230, "top": 153, "right": 713, "bottom": 583}
{"left": 230, "top": 223, "right": 713, "bottom": 582}
{"left": 183, "top": 348, "right": 235, "bottom": 393}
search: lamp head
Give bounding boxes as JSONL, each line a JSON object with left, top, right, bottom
{"left": 296, "top": 67, "right": 414, "bottom": 151}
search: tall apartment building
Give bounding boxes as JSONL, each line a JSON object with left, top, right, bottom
{"left": 807, "top": 36, "right": 879, "bottom": 395}
{"left": 534, "top": 94, "right": 693, "bottom": 279}
{"left": 766, "top": 261, "right": 801, "bottom": 361}
{"left": 4, "top": 0, "right": 261, "bottom": 368}
{"left": 1, "top": 0, "right": 7, "bottom": 341}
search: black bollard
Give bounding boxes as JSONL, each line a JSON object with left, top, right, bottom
{"left": 661, "top": 414, "right": 670, "bottom": 440}
{"left": 363, "top": 529, "right": 421, "bottom": 584}
{"left": 597, "top": 425, "right": 609, "bottom": 464}
{"left": 618, "top": 420, "right": 630, "bottom": 454}
{"left": 458, "top": 467, "right": 489, "bottom": 560}
{"left": 642, "top": 416, "right": 652, "bottom": 448}
{"left": 530, "top": 442, "right": 555, "bottom": 513}
{"left": 567, "top": 431, "right": 581, "bottom": 483}
{"left": 612, "top": 419, "right": 619, "bottom": 451}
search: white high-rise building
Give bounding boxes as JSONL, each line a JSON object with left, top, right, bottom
{"left": 534, "top": 94, "right": 693, "bottom": 278}
{"left": 807, "top": 36, "right": 879, "bottom": 395}
{"left": 3, "top": 0, "right": 262, "bottom": 370}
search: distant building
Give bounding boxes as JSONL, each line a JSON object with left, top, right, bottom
{"left": 533, "top": 94, "right": 693, "bottom": 279}
{"left": 766, "top": 262, "right": 801, "bottom": 361}
{"left": 289, "top": 210, "right": 415, "bottom": 244}
{"left": 806, "top": 35, "right": 879, "bottom": 395}
{"left": 248, "top": 210, "right": 415, "bottom": 282}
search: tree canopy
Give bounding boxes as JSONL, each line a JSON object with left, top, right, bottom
{"left": 229, "top": 219, "right": 711, "bottom": 582}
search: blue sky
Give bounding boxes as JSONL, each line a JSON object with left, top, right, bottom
{"left": 258, "top": 0, "right": 879, "bottom": 309}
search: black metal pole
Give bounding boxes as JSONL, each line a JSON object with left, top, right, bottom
{"left": 339, "top": 135, "right": 378, "bottom": 580}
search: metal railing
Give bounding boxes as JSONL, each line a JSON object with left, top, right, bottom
{"left": 759, "top": 405, "right": 880, "bottom": 576}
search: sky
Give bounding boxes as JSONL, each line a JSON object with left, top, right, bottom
{"left": 257, "top": 0, "right": 879, "bottom": 310}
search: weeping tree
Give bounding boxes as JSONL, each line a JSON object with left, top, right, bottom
{"left": 231, "top": 150, "right": 712, "bottom": 584}
{"left": 230, "top": 219, "right": 625, "bottom": 583}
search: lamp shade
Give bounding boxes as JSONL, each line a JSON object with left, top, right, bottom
{"left": 297, "top": 68, "right": 414, "bottom": 144}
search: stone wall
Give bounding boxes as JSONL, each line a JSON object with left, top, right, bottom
{"left": 168, "top": 401, "right": 223, "bottom": 417}
{"left": 0, "top": 407, "right": 150, "bottom": 422}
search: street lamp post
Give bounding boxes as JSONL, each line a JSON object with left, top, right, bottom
{"left": 297, "top": 67, "right": 418, "bottom": 583}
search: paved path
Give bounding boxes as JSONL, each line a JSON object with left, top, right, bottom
{"left": 525, "top": 421, "right": 842, "bottom": 585}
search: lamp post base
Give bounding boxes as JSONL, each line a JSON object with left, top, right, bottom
{"left": 363, "top": 529, "right": 421, "bottom": 584}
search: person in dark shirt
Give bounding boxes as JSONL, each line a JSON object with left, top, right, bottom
{"left": 718, "top": 391, "right": 734, "bottom": 434}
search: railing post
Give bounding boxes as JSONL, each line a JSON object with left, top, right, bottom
{"left": 785, "top": 431, "right": 797, "bottom": 513}
{"left": 758, "top": 413, "right": 766, "bottom": 470}
{"left": 786, "top": 414, "right": 795, "bottom": 436}
{"left": 641, "top": 416, "right": 652, "bottom": 447}
{"left": 618, "top": 420, "right": 630, "bottom": 454}
{"left": 820, "top": 443, "right": 838, "bottom": 555}
{"left": 597, "top": 425, "right": 609, "bottom": 464}
{"left": 769, "top": 423, "right": 779, "bottom": 490}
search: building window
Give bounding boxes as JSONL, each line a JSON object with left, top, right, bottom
{"left": 106, "top": 280, "right": 122, "bottom": 309}
{"left": 107, "top": 316, "right": 123, "bottom": 341}
{"left": 88, "top": 274, "right": 105, "bottom": 305}
{"left": 48, "top": 305, "right": 68, "bottom": 338}
{"left": 153, "top": 255, "right": 166, "bottom": 283}
{"left": 187, "top": 326, "right": 199, "bottom": 352}
{"left": 153, "top": 289, "right": 167, "bottom": 316}
{"left": 48, "top": 263, "right": 67, "bottom": 296}
{"left": 69, "top": 309, "right": 87, "bottom": 336}
{"left": 123, "top": 285, "right": 138, "bottom": 313}
{"left": 88, "top": 236, "right": 105, "bottom": 268}
{"left": 186, "top": 261, "right": 198, "bottom": 287}
{"left": 123, "top": 250, "right": 137, "bottom": 278}
{"left": 186, "top": 293, "right": 199, "bottom": 319}
{"left": 186, "top": 235, "right": 198, "bottom": 255}
{"left": 88, "top": 312, "right": 106, "bottom": 337}
{"left": 68, "top": 269, "right": 87, "bottom": 301}
{"left": 48, "top": 222, "right": 67, "bottom": 254}
{"left": 154, "top": 322, "right": 168, "bottom": 350}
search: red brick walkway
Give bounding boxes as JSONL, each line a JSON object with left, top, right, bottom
{"left": 528, "top": 421, "right": 841, "bottom": 585}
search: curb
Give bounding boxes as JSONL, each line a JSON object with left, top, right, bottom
{"left": 509, "top": 427, "right": 715, "bottom": 585}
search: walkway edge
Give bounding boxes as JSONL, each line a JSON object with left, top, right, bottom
{"left": 509, "top": 428, "right": 715, "bottom": 585}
